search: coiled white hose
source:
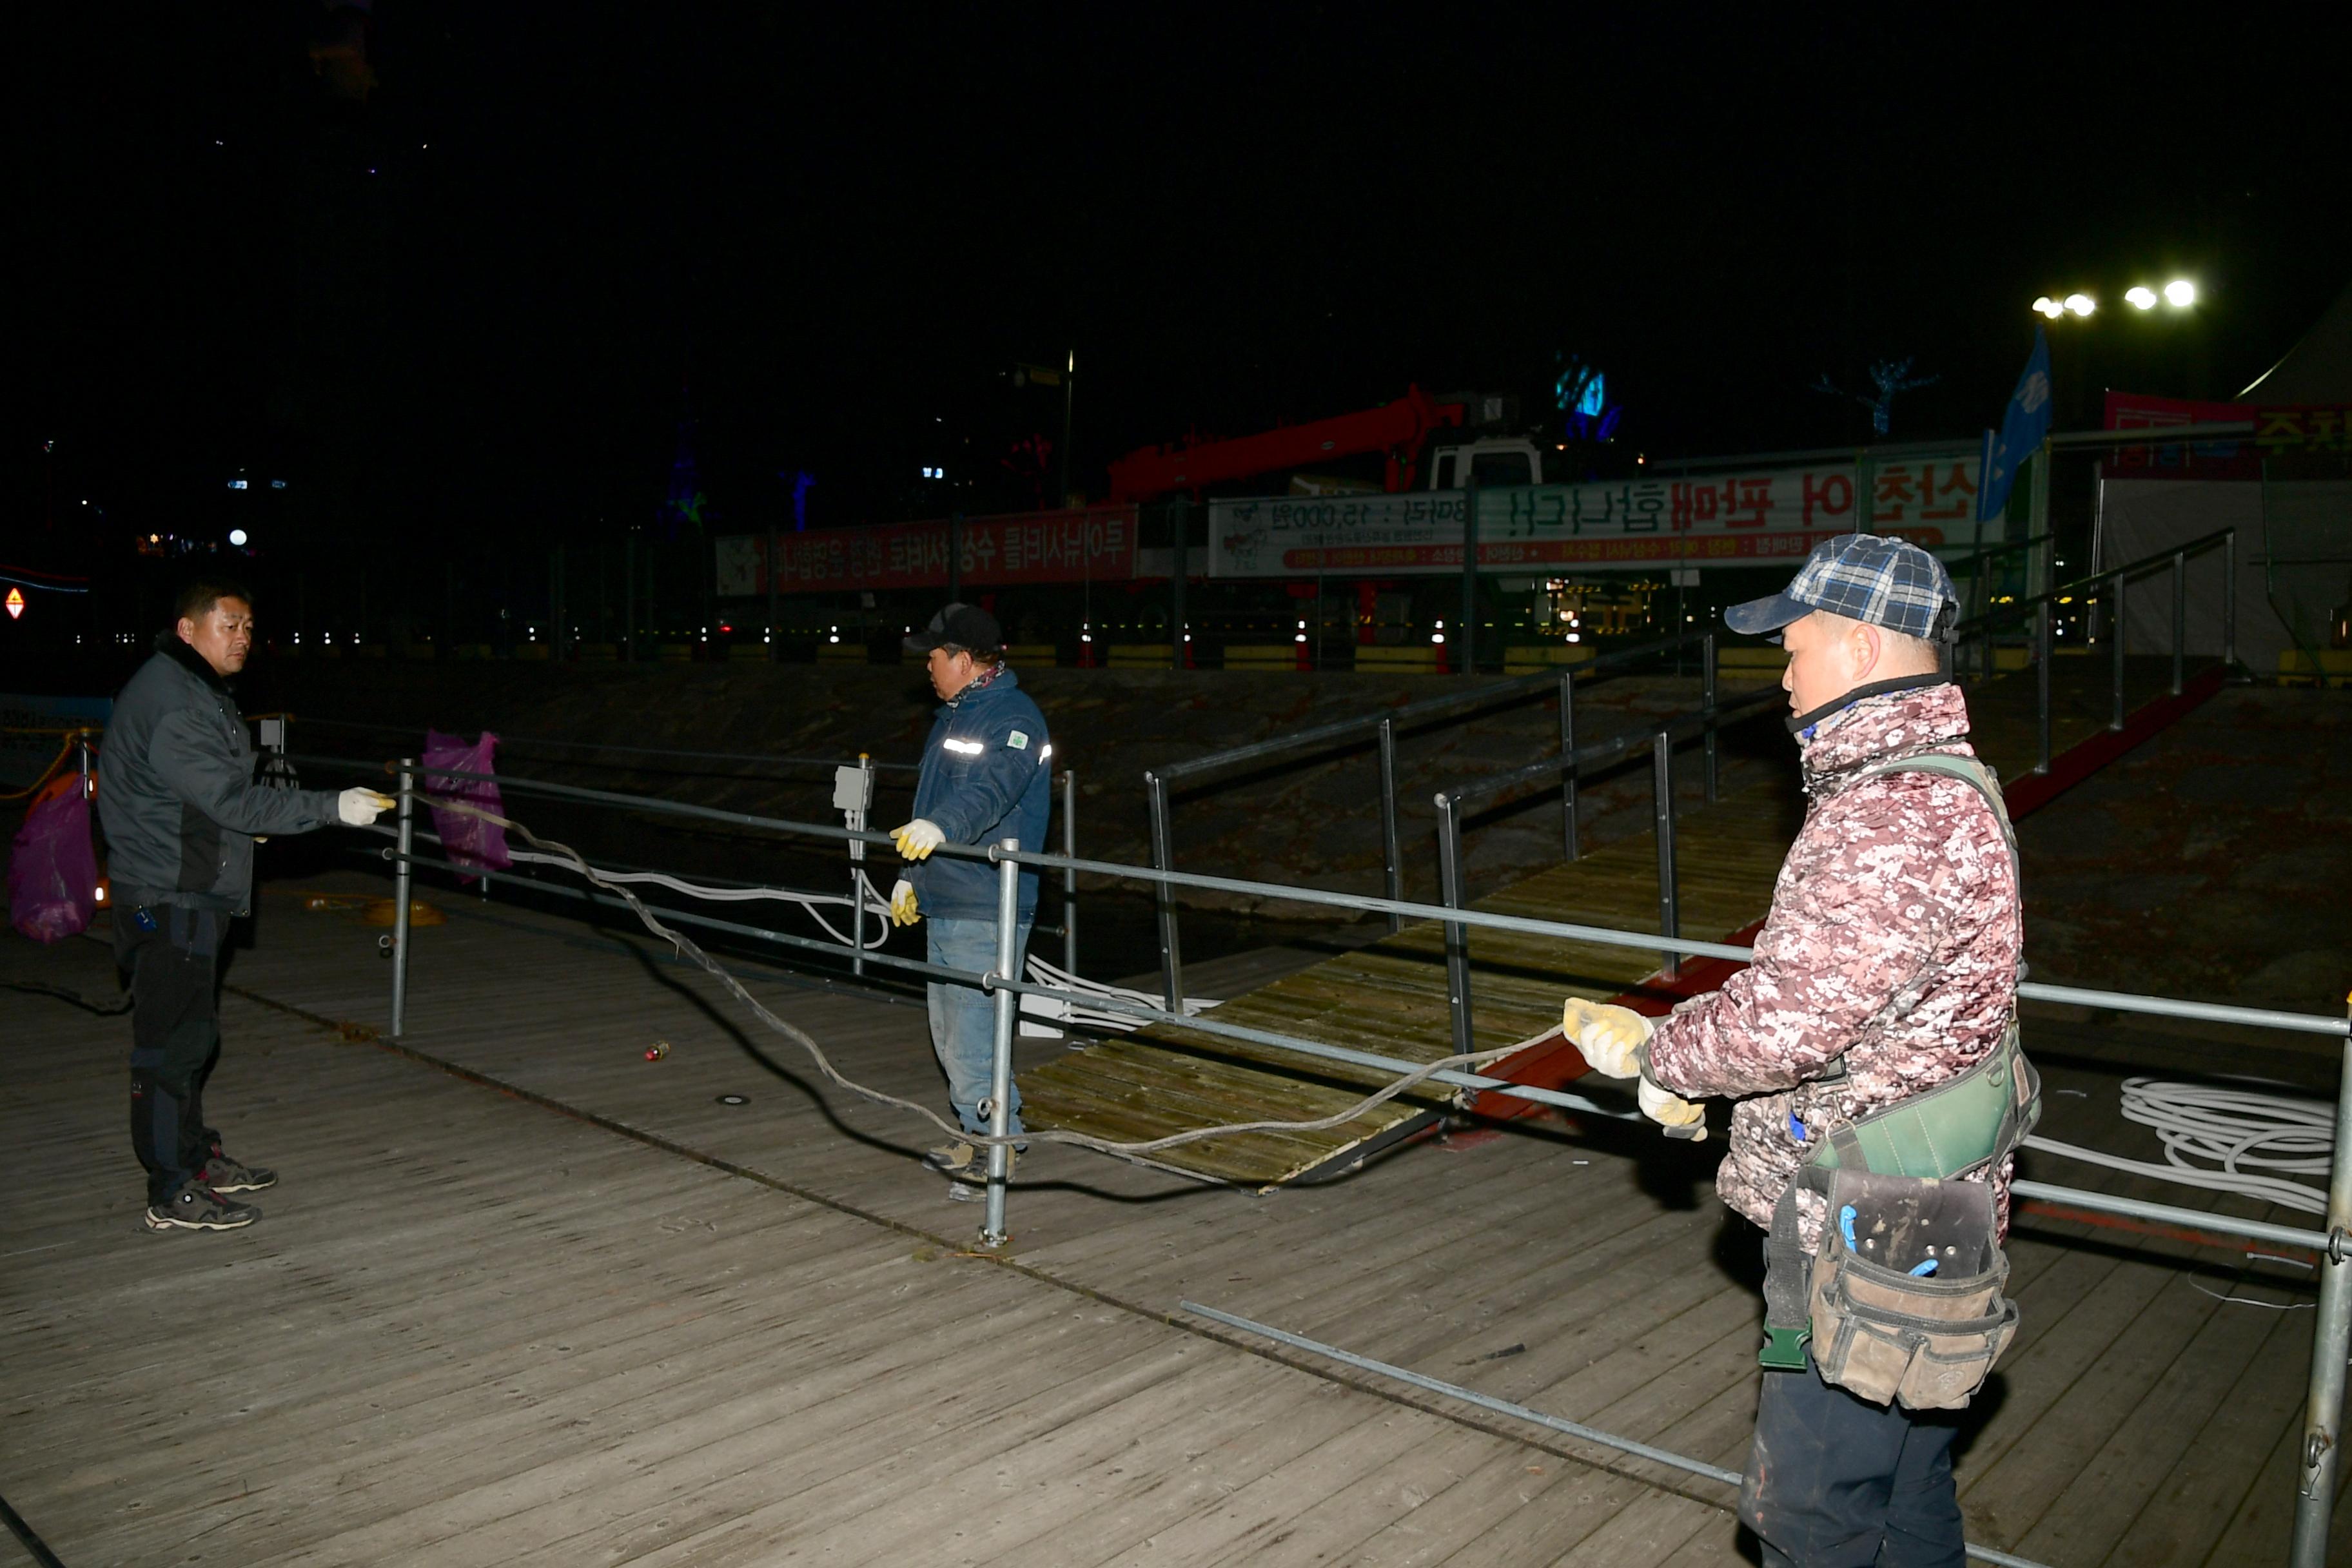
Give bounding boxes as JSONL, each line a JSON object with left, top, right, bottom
{"left": 2023, "top": 1077, "right": 2335, "bottom": 1215}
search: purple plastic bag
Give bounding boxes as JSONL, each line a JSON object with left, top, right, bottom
{"left": 9, "top": 783, "right": 99, "bottom": 943}
{"left": 421, "top": 730, "right": 511, "bottom": 883}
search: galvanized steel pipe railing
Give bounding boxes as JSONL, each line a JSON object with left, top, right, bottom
{"left": 1948, "top": 527, "right": 2237, "bottom": 776}
{"left": 353, "top": 752, "right": 2348, "bottom": 1556}
{"left": 1146, "top": 629, "right": 1725, "bottom": 1006}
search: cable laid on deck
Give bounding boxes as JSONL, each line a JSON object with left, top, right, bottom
{"left": 499, "top": 847, "right": 895, "bottom": 952}
{"left": 425, "top": 797, "right": 1524, "bottom": 1157}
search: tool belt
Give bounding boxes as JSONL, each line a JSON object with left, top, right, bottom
{"left": 1756, "top": 749, "right": 2041, "bottom": 1411}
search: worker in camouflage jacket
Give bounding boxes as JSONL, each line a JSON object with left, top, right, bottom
{"left": 1562, "top": 534, "right": 2021, "bottom": 1568}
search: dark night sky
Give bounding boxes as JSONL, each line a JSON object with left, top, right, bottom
{"left": 19, "top": 4, "right": 2351, "bottom": 562}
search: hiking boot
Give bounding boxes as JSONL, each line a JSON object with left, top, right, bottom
{"left": 925, "top": 1139, "right": 981, "bottom": 1177}
{"left": 199, "top": 1152, "right": 278, "bottom": 1194}
{"left": 144, "top": 1186, "right": 260, "bottom": 1233}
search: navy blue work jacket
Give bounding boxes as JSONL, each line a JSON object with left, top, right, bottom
{"left": 905, "top": 665, "right": 1052, "bottom": 921}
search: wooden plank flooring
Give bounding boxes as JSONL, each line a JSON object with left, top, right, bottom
{"left": 4, "top": 923, "right": 1721, "bottom": 1568}
{"left": 1021, "top": 654, "right": 2224, "bottom": 1188}
{"left": 6, "top": 850, "right": 2331, "bottom": 1565}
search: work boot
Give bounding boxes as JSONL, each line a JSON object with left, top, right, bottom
{"left": 144, "top": 1186, "right": 260, "bottom": 1233}
{"left": 925, "top": 1139, "right": 981, "bottom": 1177}
{"left": 199, "top": 1152, "right": 278, "bottom": 1194}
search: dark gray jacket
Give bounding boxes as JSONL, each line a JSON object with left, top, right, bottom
{"left": 98, "top": 635, "right": 342, "bottom": 914}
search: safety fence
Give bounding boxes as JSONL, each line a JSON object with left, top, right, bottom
{"left": 282, "top": 720, "right": 1086, "bottom": 982}
{"left": 266, "top": 742, "right": 2352, "bottom": 1568}
{"left": 1142, "top": 629, "right": 1736, "bottom": 1010}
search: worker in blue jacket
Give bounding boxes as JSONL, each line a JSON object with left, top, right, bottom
{"left": 887, "top": 602, "right": 1053, "bottom": 1191}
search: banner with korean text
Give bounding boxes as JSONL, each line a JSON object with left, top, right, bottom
{"left": 715, "top": 505, "right": 1139, "bottom": 596}
{"left": 1205, "top": 457, "right": 2002, "bottom": 578}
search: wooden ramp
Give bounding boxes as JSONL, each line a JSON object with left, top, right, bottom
{"left": 1019, "top": 656, "right": 2228, "bottom": 1188}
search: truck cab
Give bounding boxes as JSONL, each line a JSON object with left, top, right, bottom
{"left": 1424, "top": 435, "right": 1551, "bottom": 490}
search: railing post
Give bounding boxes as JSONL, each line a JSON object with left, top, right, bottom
{"left": 2034, "top": 600, "right": 2053, "bottom": 776}
{"left": 391, "top": 759, "right": 415, "bottom": 1037}
{"left": 1146, "top": 770, "right": 1184, "bottom": 1012}
{"left": 1558, "top": 667, "right": 1580, "bottom": 862}
{"left": 976, "top": 839, "right": 1021, "bottom": 1249}
{"left": 848, "top": 754, "right": 872, "bottom": 979}
{"left": 1652, "top": 730, "right": 1680, "bottom": 982}
{"left": 2170, "top": 549, "right": 2187, "bottom": 696}
{"left": 1378, "top": 716, "right": 1404, "bottom": 934}
{"left": 1701, "top": 631, "right": 1719, "bottom": 805}
{"left": 2224, "top": 530, "right": 2239, "bottom": 669}
{"left": 1435, "top": 794, "right": 1474, "bottom": 1060}
{"left": 2110, "top": 571, "right": 2128, "bottom": 732}
{"left": 2287, "top": 1012, "right": 2352, "bottom": 1566}
{"left": 1061, "top": 768, "right": 1078, "bottom": 978}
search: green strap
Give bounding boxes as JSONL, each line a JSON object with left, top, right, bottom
{"left": 1810, "top": 1026, "right": 2034, "bottom": 1181}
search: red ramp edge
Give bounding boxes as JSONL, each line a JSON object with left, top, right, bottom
{"left": 1469, "top": 663, "right": 2230, "bottom": 1121}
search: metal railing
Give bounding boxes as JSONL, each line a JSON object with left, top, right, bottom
{"left": 1950, "top": 528, "right": 2236, "bottom": 775}
{"left": 1144, "top": 630, "right": 1725, "bottom": 1012}
{"left": 310, "top": 745, "right": 2350, "bottom": 1566}
{"left": 1432, "top": 684, "right": 1788, "bottom": 1052}
{"left": 294, "top": 743, "right": 1084, "bottom": 982}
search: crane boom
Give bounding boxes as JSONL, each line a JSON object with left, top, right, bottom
{"left": 1106, "top": 384, "right": 1464, "bottom": 502}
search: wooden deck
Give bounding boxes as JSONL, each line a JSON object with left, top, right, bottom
{"left": 1019, "top": 656, "right": 2228, "bottom": 1188}
{"left": 3, "top": 848, "right": 2340, "bottom": 1565}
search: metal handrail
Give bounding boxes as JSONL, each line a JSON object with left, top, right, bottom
{"left": 339, "top": 746, "right": 2349, "bottom": 1562}
{"left": 1431, "top": 685, "right": 1790, "bottom": 1050}
{"left": 1155, "top": 629, "right": 1720, "bottom": 785}
{"left": 1946, "top": 528, "right": 2236, "bottom": 772}
{"left": 363, "top": 756, "right": 2347, "bottom": 1037}
{"left": 1146, "top": 629, "right": 1724, "bottom": 1011}
{"left": 340, "top": 747, "right": 2342, "bottom": 1561}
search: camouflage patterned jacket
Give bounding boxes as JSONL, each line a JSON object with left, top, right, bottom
{"left": 1644, "top": 681, "right": 2023, "bottom": 1252}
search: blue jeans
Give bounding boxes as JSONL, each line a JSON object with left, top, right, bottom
{"left": 925, "top": 915, "right": 1031, "bottom": 1138}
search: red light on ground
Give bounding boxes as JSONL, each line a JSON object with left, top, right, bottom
{"left": 4, "top": 587, "right": 23, "bottom": 620}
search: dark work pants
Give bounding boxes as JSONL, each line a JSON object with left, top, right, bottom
{"left": 1740, "top": 1351, "right": 1966, "bottom": 1568}
{"left": 115, "top": 905, "right": 226, "bottom": 1205}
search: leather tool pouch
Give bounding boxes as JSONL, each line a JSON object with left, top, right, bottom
{"left": 1805, "top": 1168, "right": 2015, "bottom": 1409}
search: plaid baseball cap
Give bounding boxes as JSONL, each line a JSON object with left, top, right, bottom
{"left": 1723, "top": 534, "right": 1959, "bottom": 643}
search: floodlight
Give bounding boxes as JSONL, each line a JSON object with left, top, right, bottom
{"left": 2032, "top": 296, "right": 2063, "bottom": 318}
{"left": 2164, "top": 279, "right": 2196, "bottom": 307}
{"left": 228, "top": 528, "right": 248, "bottom": 546}
{"left": 2064, "top": 293, "right": 2096, "bottom": 317}
{"left": 2125, "top": 286, "right": 2159, "bottom": 310}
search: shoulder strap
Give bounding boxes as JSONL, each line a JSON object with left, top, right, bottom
{"left": 1850, "top": 750, "right": 2018, "bottom": 867}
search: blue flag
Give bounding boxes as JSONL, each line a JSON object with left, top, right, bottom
{"left": 1977, "top": 328, "right": 2052, "bottom": 522}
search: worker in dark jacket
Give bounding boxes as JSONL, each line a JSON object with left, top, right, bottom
{"left": 98, "top": 577, "right": 388, "bottom": 1232}
{"left": 885, "top": 602, "right": 1052, "bottom": 1192}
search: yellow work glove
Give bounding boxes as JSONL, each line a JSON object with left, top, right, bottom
{"left": 1560, "top": 995, "right": 1653, "bottom": 1077}
{"left": 888, "top": 879, "right": 921, "bottom": 927}
{"left": 1638, "top": 1077, "right": 1707, "bottom": 1139}
{"left": 891, "top": 818, "right": 945, "bottom": 861}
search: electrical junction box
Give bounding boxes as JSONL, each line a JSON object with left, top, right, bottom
{"left": 832, "top": 763, "right": 874, "bottom": 814}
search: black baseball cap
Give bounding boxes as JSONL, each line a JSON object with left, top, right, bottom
{"left": 904, "top": 602, "right": 1002, "bottom": 654}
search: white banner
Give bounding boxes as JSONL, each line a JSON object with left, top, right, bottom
{"left": 1207, "top": 457, "right": 2002, "bottom": 578}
